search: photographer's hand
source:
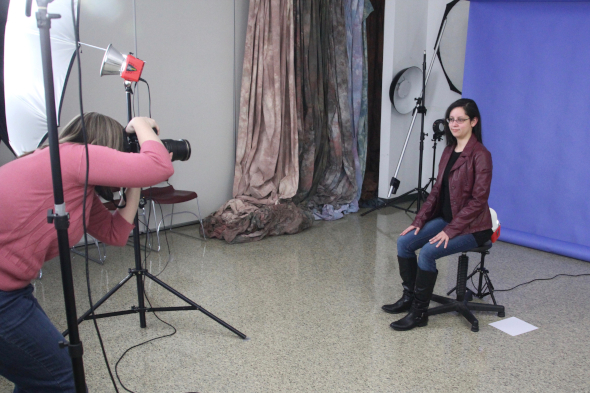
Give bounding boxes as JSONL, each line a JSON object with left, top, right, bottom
{"left": 119, "top": 187, "right": 141, "bottom": 224}
{"left": 126, "top": 117, "right": 163, "bottom": 147}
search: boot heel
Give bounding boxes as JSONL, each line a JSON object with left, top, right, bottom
{"left": 417, "top": 317, "right": 428, "bottom": 327}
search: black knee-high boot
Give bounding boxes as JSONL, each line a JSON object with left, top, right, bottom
{"left": 389, "top": 268, "right": 438, "bottom": 331}
{"left": 382, "top": 256, "right": 418, "bottom": 314}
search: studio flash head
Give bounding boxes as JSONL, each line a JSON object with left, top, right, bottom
{"left": 432, "top": 119, "right": 446, "bottom": 141}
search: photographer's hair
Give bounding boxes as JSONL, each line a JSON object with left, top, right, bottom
{"left": 58, "top": 112, "right": 125, "bottom": 151}
{"left": 444, "top": 98, "right": 483, "bottom": 147}
{"left": 57, "top": 112, "right": 125, "bottom": 202}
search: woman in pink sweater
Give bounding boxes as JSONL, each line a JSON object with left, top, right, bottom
{"left": 0, "top": 113, "right": 174, "bottom": 392}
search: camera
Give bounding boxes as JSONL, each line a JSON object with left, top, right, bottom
{"left": 124, "top": 128, "right": 191, "bottom": 162}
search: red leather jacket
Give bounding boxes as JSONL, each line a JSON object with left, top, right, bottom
{"left": 412, "top": 134, "right": 493, "bottom": 239}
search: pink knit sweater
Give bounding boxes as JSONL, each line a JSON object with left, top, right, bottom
{"left": 0, "top": 141, "right": 174, "bottom": 291}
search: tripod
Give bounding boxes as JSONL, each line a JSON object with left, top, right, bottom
{"left": 446, "top": 248, "right": 501, "bottom": 307}
{"left": 64, "top": 82, "right": 247, "bottom": 340}
{"left": 29, "top": 1, "right": 87, "bottom": 391}
{"left": 362, "top": 14, "right": 453, "bottom": 218}
{"left": 361, "top": 52, "right": 430, "bottom": 217}
{"left": 419, "top": 126, "right": 444, "bottom": 199}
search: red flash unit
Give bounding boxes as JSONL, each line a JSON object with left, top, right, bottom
{"left": 100, "top": 44, "right": 145, "bottom": 82}
{"left": 121, "top": 54, "right": 145, "bottom": 82}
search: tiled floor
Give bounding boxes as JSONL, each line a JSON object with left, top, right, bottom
{"left": 2, "top": 207, "right": 589, "bottom": 392}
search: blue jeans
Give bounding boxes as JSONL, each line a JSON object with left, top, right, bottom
{"left": 397, "top": 217, "right": 478, "bottom": 272}
{"left": 0, "top": 285, "right": 76, "bottom": 392}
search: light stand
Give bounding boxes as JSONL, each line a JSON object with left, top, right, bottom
{"left": 26, "top": 0, "right": 87, "bottom": 391}
{"left": 64, "top": 83, "right": 247, "bottom": 340}
{"left": 422, "top": 119, "right": 446, "bottom": 192}
{"left": 361, "top": 15, "right": 451, "bottom": 217}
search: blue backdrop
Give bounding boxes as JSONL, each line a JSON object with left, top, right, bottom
{"left": 463, "top": 0, "right": 590, "bottom": 261}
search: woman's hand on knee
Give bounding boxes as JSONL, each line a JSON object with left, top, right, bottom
{"left": 401, "top": 225, "right": 420, "bottom": 236}
{"left": 429, "top": 230, "right": 450, "bottom": 248}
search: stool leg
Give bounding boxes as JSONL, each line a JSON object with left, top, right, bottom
{"left": 456, "top": 253, "right": 469, "bottom": 302}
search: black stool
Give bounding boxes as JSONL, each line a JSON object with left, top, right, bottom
{"left": 428, "top": 241, "right": 505, "bottom": 332}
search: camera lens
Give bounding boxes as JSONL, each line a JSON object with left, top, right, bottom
{"left": 161, "top": 139, "right": 191, "bottom": 162}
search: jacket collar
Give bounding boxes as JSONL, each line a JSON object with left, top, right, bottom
{"left": 450, "top": 133, "right": 478, "bottom": 172}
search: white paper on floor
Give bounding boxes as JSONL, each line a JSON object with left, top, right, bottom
{"left": 489, "top": 317, "right": 538, "bottom": 336}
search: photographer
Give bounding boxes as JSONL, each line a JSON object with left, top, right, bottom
{"left": 0, "top": 113, "right": 173, "bottom": 391}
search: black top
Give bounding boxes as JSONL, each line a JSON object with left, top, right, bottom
{"left": 439, "top": 150, "right": 493, "bottom": 246}
{"left": 440, "top": 151, "right": 461, "bottom": 223}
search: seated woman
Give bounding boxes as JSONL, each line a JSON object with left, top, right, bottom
{"left": 382, "top": 98, "right": 494, "bottom": 331}
{"left": 0, "top": 113, "right": 174, "bottom": 391}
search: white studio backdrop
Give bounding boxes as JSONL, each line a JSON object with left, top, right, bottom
{"left": 4, "top": 0, "right": 78, "bottom": 156}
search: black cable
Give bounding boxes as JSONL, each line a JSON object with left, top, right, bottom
{"left": 114, "top": 191, "right": 177, "bottom": 392}
{"left": 152, "top": 200, "right": 172, "bottom": 278}
{"left": 70, "top": 1, "right": 119, "bottom": 391}
{"left": 130, "top": 84, "right": 136, "bottom": 118}
{"left": 139, "top": 78, "right": 152, "bottom": 118}
{"left": 114, "top": 291, "right": 177, "bottom": 393}
{"left": 495, "top": 273, "right": 590, "bottom": 293}
{"left": 465, "top": 258, "right": 590, "bottom": 295}
{"left": 465, "top": 257, "right": 590, "bottom": 294}
{"left": 468, "top": 261, "right": 483, "bottom": 294}
{"left": 142, "top": 190, "right": 153, "bottom": 267}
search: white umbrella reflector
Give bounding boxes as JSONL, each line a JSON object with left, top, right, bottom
{"left": 4, "top": 0, "right": 77, "bottom": 156}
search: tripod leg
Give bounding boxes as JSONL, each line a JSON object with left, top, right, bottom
{"left": 360, "top": 204, "right": 381, "bottom": 217}
{"left": 62, "top": 273, "right": 135, "bottom": 336}
{"left": 144, "top": 272, "right": 247, "bottom": 339}
{"left": 476, "top": 268, "right": 486, "bottom": 298}
{"left": 483, "top": 273, "right": 500, "bottom": 307}
{"left": 405, "top": 197, "right": 417, "bottom": 213}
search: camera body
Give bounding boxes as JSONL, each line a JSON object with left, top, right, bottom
{"left": 123, "top": 129, "right": 191, "bottom": 162}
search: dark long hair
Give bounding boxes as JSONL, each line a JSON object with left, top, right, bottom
{"left": 444, "top": 98, "right": 483, "bottom": 147}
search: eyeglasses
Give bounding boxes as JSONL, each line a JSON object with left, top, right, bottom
{"left": 446, "top": 117, "right": 470, "bottom": 125}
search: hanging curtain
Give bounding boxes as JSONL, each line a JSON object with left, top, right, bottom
{"left": 361, "top": 0, "right": 384, "bottom": 204}
{"left": 294, "top": 0, "right": 372, "bottom": 220}
{"left": 346, "top": 0, "right": 373, "bottom": 202}
{"left": 233, "top": 0, "right": 299, "bottom": 203}
{"left": 204, "top": 0, "right": 376, "bottom": 242}
{"left": 203, "top": 0, "right": 314, "bottom": 243}
{"left": 358, "top": 0, "right": 374, "bottom": 199}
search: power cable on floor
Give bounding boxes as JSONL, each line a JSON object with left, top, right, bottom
{"left": 114, "top": 291, "right": 177, "bottom": 393}
{"left": 494, "top": 273, "right": 590, "bottom": 292}
{"left": 465, "top": 262, "right": 590, "bottom": 293}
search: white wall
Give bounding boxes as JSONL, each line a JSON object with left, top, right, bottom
{"left": 56, "top": 0, "right": 249, "bottom": 225}
{"left": 2, "top": 0, "right": 468, "bottom": 216}
{"left": 379, "top": 0, "right": 468, "bottom": 198}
